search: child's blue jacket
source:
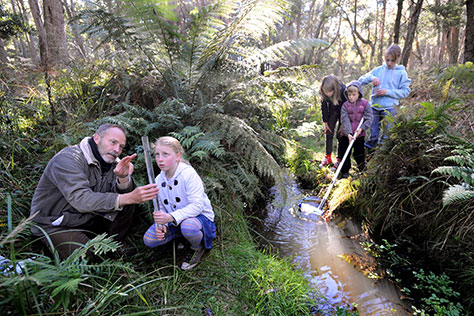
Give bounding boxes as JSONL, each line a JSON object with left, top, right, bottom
{"left": 358, "top": 64, "right": 411, "bottom": 111}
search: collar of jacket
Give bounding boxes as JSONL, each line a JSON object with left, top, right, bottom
{"left": 79, "top": 137, "right": 120, "bottom": 167}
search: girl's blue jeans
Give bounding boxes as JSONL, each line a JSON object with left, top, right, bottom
{"left": 365, "top": 107, "right": 396, "bottom": 149}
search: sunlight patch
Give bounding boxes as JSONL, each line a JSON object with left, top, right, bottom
{"left": 292, "top": 121, "right": 318, "bottom": 137}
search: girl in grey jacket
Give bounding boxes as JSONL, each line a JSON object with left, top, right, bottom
{"left": 339, "top": 81, "right": 373, "bottom": 178}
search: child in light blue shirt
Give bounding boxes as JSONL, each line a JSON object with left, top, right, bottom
{"left": 358, "top": 44, "right": 411, "bottom": 149}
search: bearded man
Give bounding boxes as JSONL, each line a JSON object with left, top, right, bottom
{"left": 30, "top": 124, "right": 159, "bottom": 259}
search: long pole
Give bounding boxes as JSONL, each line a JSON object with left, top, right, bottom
{"left": 317, "top": 118, "right": 364, "bottom": 216}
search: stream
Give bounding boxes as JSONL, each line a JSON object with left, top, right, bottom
{"left": 259, "top": 173, "right": 412, "bottom": 315}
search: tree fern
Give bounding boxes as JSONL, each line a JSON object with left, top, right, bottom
{"left": 205, "top": 113, "right": 282, "bottom": 181}
{"left": 441, "top": 184, "right": 474, "bottom": 206}
{"left": 433, "top": 146, "right": 474, "bottom": 206}
{"left": 198, "top": 0, "right": 290, "bottom": 67}
{"left": 171, "top": 125, "right": 225, "bottom": 161}
{"left": 243, "top": 38, "right": 328, "bottom": 68}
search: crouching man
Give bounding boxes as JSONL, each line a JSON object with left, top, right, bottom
{"left": 30, "top": 123, "right": 159, "bottom": 260}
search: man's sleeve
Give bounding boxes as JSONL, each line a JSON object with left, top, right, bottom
{"left": 50, "top": 153, "right": 119, "bottom": 213}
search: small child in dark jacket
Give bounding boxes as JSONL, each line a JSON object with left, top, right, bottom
{"left": 339, "top": 81, "right": 373, "bottom": 178}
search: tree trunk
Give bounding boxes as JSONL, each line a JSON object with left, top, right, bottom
{"left": 294, "top": 0, "right": 302, "bottom": 65}
{"left": 401, "top": 0, "right": 424, "bottom": 67}
{"left": 304, "top": 0, "right": 317, "bottom": 36}
{"left": 16, "top": 0, "right": 40, "bottom": 66}
{"left": 393, "top": 0, "right": 404, "bottom": 44}
{"left": 28, "top": 0, "right": 50, "bottom": 69}
{"left": 348, "top": 0, "right": 375, "bottom": 66}
{"left": 63, "top": 0, "right": 87, "bottom": 59}
{"left": 26, "top": 33, "right": 40, "bottom": 67}
{"left": 43, "top": 0, "right": 69, "bottom": 66}
{"left": 464, "top": 0, "right": 474, "bottom": 62}
{"left": 0, "top": 38, "right": 9, "bottom": 65}
{"left": 438, "top": 31, "right": 447, "bottom": 65}
{"left": 447, "top": 26, "right": 459, "bottom": 64}
{"left": 378, "top": 0, "right": 387, "bottom": 64}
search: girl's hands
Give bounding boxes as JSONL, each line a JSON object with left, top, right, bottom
{"left": 373, "top": 77, "right": 386, "bottom": 95}
{"left": 154, "top": 224, "right": 167, "bottom": 240}
{"left": 153, "top": 210, "right": 174, "bottom": 225}
{"left": 324, "top": 122, "right": 332, "bottom": 134}
{"left": 349, "top": 129, "right": 362, "bottom": 142}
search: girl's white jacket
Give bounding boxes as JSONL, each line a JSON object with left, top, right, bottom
{"left": 155, "top": 162, "right": 214, "bottom": 225}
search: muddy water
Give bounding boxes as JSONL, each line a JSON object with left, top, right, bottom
{"left": 260, "top": 174, "right": 412, "bottom": 315}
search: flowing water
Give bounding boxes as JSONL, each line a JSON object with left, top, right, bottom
{"left": 260, "top": 174, "right": 412, "bottom": 315}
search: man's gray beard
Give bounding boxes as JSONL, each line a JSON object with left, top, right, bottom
{"left": 101, "top": 154, "right": 116, "bottom": 163}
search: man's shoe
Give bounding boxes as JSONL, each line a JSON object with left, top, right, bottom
{"left": 181, "top": 246, "right": 205, "bottom": 270}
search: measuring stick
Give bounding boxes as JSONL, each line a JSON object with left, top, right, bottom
{"left": 141, "top": 136, "right": 164, "bottom": 228}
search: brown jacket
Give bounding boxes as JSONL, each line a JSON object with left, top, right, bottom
{"left": 30, "top": 137, "right": 135, "bottom": 236}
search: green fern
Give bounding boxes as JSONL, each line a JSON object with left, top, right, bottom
{"left": 433, "top": 146, "right": 474, "bottom": 206}
{"left": 244, "top": 38, "right": 328, "bottom": 68}
{"left": 171, "top": 125, "right": 225, "bottom": 161}
{"left": 205, "top": 113, "right": 281, "bottom": 180}
{"left": 442, "top": 184, "right": 474, "bottom": 206}
{"left": 418, "top": 99, "right": 459, "bottom": 134}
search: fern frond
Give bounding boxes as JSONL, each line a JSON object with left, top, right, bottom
{"left": 198, "top": 0, "right": 290, "bottom": 68}
{"left": 243, "top": 38, "right": 328, "bottom": 68}
{"left": 433, "top": 166, "right": 474, "bottom": 184}
{"left": 205, "top": 113, "right": 282, "bottom": 183}
{"left": 442, "top": 184, "right": 474, "bottom": 206}
{"left": 170, "top": 126, "right": 225, "bottom": 161}
{"left": 51, "top": 278, "right": 84, "bottom": 297}
{"left": 65, "top": 233, "right": 120, "bottom": 262}
{"left": 77, "top": 4, "right": 177, "bottom": 89}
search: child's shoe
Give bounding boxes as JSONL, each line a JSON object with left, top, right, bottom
{"left": 330, "top": 158, "right": 341, "bottom": 172}
{"left": 319, "top": 155, "right": 333, "bottom": 168}
{"left": 181, "top": 246, "right": 205, "bottom": 270}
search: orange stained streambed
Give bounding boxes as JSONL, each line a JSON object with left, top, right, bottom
{"left": 260, "top": 174, "right": 412, "bottom": 316}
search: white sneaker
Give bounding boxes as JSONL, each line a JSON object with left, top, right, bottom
{"left": 181, "top": 246, "right": 205, "bottom": 270}
{"left": 319, "top": 157, "right": 332, "bottom": 168}
{"left": 331, "top": 159, "right": 341, "bottom": 172}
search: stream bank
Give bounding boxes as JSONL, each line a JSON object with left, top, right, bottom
{"left": 250, "top": 172, "right": 412, "bottom": 315}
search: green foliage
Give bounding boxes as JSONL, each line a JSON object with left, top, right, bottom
{"left": 1, "top": 233, "right": 151, "bottom": 315}
{"left": 245, "top": 38, "right": 328, "bottom": 68}
{"left": 171, "top": 125, "right": 225, "bottom": 161}
{"left": 77, "top": 0, "right": 326, "bottom": 111}
{"left": 433, "top": 145, "right": 474, "bottom": 206}
{"left": 334, "top": 305, "right": 360, "bottom": 316}
{"left": 361, "top": 239, "right": 465, "bottom": 316}
{"left": 411, "top": 269, "right": 464, "bottom": 316}
{"left": 243, "top": 249, "right": 312, "bottom": 315}
{"left": 428, "top": 0, "right": 464, "bottom": 29}
{"left": 418, "top": 99, "right": 459, "bottom": 134}
{"left": 0, "top": 94, "right": 56, "bottom": 225}
{"left": 351, "top": 95, "right": 474, "bottom": 311}
{"left": 440, "top": 62, "right": 474, "bottom": 85}
{"left": 0, "top": 1, "right": 353, "bottom": 314}
{"left": 0, "top": 4, "right": 30, "bottom": 41}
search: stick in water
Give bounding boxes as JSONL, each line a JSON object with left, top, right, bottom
{"left": 317, "top": 118, "right": 365, "bottom": 217}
